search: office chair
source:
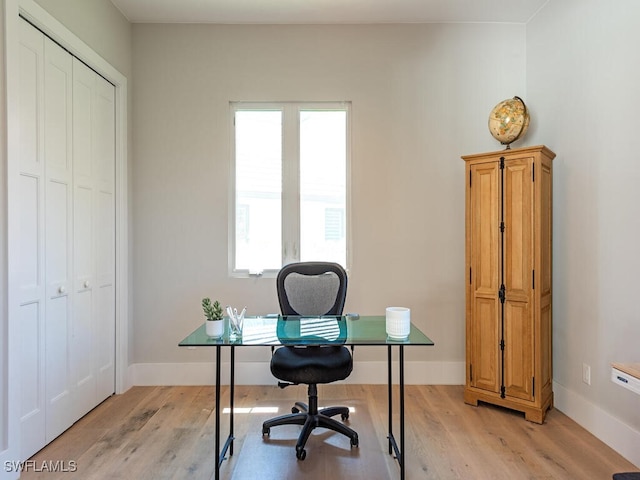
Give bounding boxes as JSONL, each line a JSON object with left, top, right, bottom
{"left": 261, "top": 262, "right": 359, "bottom": 460}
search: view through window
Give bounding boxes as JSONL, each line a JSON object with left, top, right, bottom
{"left": 232, "top": 102, "right": 349, "bottom": 274}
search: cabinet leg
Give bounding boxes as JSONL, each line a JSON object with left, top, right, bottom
{"left": 463, "top": 389, "right": 480, "bottom": 406}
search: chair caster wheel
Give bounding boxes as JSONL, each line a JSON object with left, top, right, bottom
{"left": 292, "top": 407, "right": 300, "bottom": 414}
{"left": 351, "top": 435, "right": 359, "bottom": 447}
{"left": 341, "top": 412, "right": 349, "bottom": 421}
{"left": 262, "top": 426, "right": 270, "bottom": 436}
{"left": 296, "top": 447, "right": 306, "bottom": 460}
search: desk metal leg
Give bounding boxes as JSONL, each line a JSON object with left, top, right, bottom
{"left": 387, "top": 346, "right": 393, "bottom": 455}
{"left": 229, "top": 345, "right": 235, "bottom": 456}
{"left": 387, "top": 345, "right": 406, "bottom": 480}
{"left": 214, "top": 345, "right": 221, "bottom": 480}
{"left": 399, "top": 345, "right": 405, "bottom": 480}
{"left": 214, "top": 345, "right": 236, "bottom": 480}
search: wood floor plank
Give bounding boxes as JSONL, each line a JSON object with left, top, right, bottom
{"left": 20, "top": 385, "right": 638, "bottom": 480}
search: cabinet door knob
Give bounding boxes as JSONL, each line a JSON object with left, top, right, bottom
{"left": 84, "top": 281, "right": 90, "bottom": 288}
{"left": 58, "top": 286, "right": 66, "bottom": 294}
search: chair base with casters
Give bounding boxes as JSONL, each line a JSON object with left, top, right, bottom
{"left": 262, "top": 342, "right": 358, "bottom": 460}
{"left": 262, "top": 383, "right": 359, "bottom": 460}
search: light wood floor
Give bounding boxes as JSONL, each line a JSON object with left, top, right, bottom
{"left": 22, "top": 385, "right": 637, "bottom": 479}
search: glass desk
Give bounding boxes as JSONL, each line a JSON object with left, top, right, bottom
{"left": 179, "top": 315, "right": 434, "bottom": 480}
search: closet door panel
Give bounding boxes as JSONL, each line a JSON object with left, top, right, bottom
{"left": 19, "top": 302, "right": 44, "bottom": 459}
{"left": 95, "top": 76, "right": 115, "bottom": 188}
{"left": 72, "top": 184, "right": 96, "bottom": 420}
{"left": 94, "top": 75, "right": 116, "bottom": 400}
{"left": 18, "top": 19, "right": 46, "bottom": 460}
{"left": 72, "top": 59, "right": 116, "bottom": 415}
{"left": 44, "top": 37, "right": 74, "bottom": 440}
{"left": 18, "top": 21, "right": 44, "bottom": 301}
{"left": 96, "top": 280, "right": 115, "bottom": 399}
{"left": 45, "top": 181, "right": 70, "bottom": 291}
{"left": 72, "top": 57, "right": 96, "bottom": 311}
{"left": 72, "top": 64, "right": 93, "bottom": 182}
{"left": 72, "top": 59, "right": 97, "bottom": 418}
{"left": 18, "top": 22, "right": 42, "bottom": 174}
{"left": 44, "top": 288, "right": 72, "bottom": 435}
{"left": 44, "top": 39, "right": 72, "bottom": 173}
{"left": 96, "top": 187, "right": 115, "bottom": 400}
{"left": 72, "top": 287, "right": 95, "bottom": 418}
{"left": 18, "top": 175, "right": 41, "bottom": 299}
{"left": 72, "top": 59, "right": 95, "bottom": 419}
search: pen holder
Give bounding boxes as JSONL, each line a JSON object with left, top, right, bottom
{"left": 386, "top": 307, "right": 410, "bottom": 339}
{"left": 226, "top": 306, "right": 246, "bottom": 340}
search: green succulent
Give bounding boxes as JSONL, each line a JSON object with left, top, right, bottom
{"left": 202, "top": 297, "right": 224, "bottom": 321}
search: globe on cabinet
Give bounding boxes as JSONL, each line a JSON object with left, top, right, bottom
{"left": 488, "top": 96, "right": 530, "bottom": 149}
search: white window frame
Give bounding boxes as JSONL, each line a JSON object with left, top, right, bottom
{"left": 229, "top": 101, "right": 351, "bottom": 278}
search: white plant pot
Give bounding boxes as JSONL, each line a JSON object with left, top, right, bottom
{"left": 205, "top": 319, "right": 224, "bottom": 339}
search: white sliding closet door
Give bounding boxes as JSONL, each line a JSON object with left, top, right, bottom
{"left": 18, "top": 18, "right": 116, "bottom": 460}
{"left": 18, "top": 18, "right": 47, "bottom": 461}
{"left": 93, "top": 71, "right": 117, "bottom": 404}
{"left": 43, "top": 30, "right": 75, "bottom": 442}
{"left": 72, "top": 58, "right": 116, "bottom": 419}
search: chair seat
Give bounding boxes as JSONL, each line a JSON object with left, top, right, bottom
{"left": 270, "top": 345, "right": 352, "bottom": 384}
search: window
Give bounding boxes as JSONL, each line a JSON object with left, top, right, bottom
{"left": 231, "top": 102, "right": 349, "bottom": 276}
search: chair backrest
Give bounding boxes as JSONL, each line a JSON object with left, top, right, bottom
{"left": 276, "top": 262, "right": 347, "bottom": 316}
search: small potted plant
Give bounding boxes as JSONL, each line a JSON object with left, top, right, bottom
{"left": 202, "top": 297, "right": 224, "bottom": 338}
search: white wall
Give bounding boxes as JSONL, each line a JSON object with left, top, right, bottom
{"left": 527, "top": 0, "right": 640, "bottom": 466}
{"left": 131, "top": 22, "right": 526, "bottom": 372}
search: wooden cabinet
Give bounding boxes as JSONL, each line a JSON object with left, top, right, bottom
{"left": 462, "top": 145, "right": 554, "bottom": 423}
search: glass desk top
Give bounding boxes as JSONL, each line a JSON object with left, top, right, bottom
{"left": 179, "top": 315, "right": 434, "bottom": 347}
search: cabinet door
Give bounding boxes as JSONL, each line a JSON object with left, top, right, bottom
{"left": 468, "top": 162, "right": 500, "bottom": 393}
{"left": 503, "top": 158, "right": 534, "bottom": 401}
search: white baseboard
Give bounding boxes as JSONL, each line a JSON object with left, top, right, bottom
{"left": 553, "top": 381, "right": 640, "bottom": 468}
{"left": 128, "top": 360, "right": 466, "bottom": 387}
